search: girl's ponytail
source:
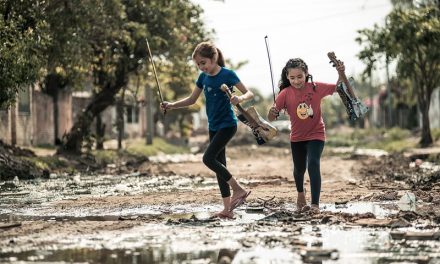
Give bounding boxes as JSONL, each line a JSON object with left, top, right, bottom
{"left": 192, "top": 41, "right": 225, "bottom": 67}
{"left": 216, "top": 48, "right": 225, "bottom": 67}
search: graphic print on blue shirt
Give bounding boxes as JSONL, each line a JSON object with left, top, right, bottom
{"left": 196, "top": 67, "right": 240, "bottom": 131}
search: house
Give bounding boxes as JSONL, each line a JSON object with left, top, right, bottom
{"left": 0, "top": 86, "right": 159, "bottom": 147}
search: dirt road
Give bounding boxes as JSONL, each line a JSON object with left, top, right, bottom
{"left": 1, "top": 135, "right": 439, "bottom": 263}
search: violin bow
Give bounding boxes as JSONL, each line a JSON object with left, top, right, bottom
{"left": 264, "top": 35, "right": 276, "bottom": 104}
{"left": 146, "top": 37, "right": 166, "bottom": 115}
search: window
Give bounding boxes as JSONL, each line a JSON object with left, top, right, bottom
{"left": 126, "top": 105, "right": 139, "bottom": 124}
{"left": 18, "top": 87, "right": 30, "bottom": 113}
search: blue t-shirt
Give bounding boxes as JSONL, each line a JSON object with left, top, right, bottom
{"left": 196, "top": 67, "right": 240, "bottom": 131}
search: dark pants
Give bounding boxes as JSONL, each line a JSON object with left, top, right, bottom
{"left": 290, "top": 140, "right": 325, "bottom": 205}
{"left": 203, "top": 126, "right": 237, "bottom": 198}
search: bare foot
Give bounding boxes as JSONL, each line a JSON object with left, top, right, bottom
{"left": 212, "top": 210, "right": 234, "bottom": 219}
{"left": 310, "top": 204, "right": 320, "bottom": 213}
{"left": 301, "top": 204, "right": 320, "bottom": 214}
{"left": 230, "top": 190, "right": 251, "bottom": 211}
{"left": 230, "top": 189, "right": 248, "bottom": 203}
{"left": 296, "top": 192, "right": 306, "bottom": 211}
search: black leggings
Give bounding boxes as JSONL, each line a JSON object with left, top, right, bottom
{"left": 203, "top": 126, "right": 237, "bottom": 198}
{"left": 290, "top": 140, "right": 325, "bottom": 205}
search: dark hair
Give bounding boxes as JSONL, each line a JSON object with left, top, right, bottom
{"left": 192, "top": 41, "right": 225, "bottom": 67}
{"left": 278, "top": 58, "right": 316, "bottom": 91}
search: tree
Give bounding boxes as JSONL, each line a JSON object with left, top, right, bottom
{"left": 60, "top": 0, "right": 210, "bottom": 153}
{"left": 356, "top": 5, "right": 440, "bottom": 147}
{"left": 40, "top": 0, "right": 98, "bottom": 144}
{"left": 0, "top": 0, "right": 46, "bottom": 109}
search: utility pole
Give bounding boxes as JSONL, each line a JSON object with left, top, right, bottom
{"left": 10, "top": 104, "right": 16, "bottom": 146}
{"left": 386, "top": 55, "right": 392, "bottom": 128}
{"left": 145, "top": 84, "right": 153, "bottom": 145}
{"left": 369, "top": 70, "right": 374, "bottom": 128}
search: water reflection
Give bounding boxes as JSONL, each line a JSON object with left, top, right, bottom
{"left": 1, "top": 247, "right": 220, "bottom": 264}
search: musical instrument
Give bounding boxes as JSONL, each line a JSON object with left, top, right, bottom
{"left": 327, "top": 52, "right": 369, "bottom": 121}
{"left": 220, "top": 84, "right": 278, "bottom": 145}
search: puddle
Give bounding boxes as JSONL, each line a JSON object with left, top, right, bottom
{"left": 1, "top": 247, "right": 219, "bottom": 264}
{"left": 0, "top": 172, "right": 218, "bottom": 206}
{"left": 2, "top": 218, "right": 439, "bottom": 263}
{"left": 0, "top": 201, "right": 401, "bottom": 225}
{"left": 323, "top": 202, "right": 398, "bottom": 218}
{"left": 1, "top": 172, "right": 439, "bottom": 263}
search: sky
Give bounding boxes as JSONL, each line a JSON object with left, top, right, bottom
{"left": 191, "top": 0, "right": 393, "bottom": 97}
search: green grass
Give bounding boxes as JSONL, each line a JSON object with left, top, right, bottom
{"left": 125, "top": 138, "right": 189, "bottom": 156}
{"left": 24, "top": 155, "right": 73, "bottom": 173}
{"left": 327, "top": 127, "right": 418, "bottom": 153}
{"left": 23, "top": 138, "right": 189, "bottom": 171}
{"left": 92, "top": 138, "right": 189, "bottom": 166}
{"left": 93, "top": 149, "right": 121, "bottom": 166}
{"left": 432, "top": 128, "right": 440, "bottom": 142}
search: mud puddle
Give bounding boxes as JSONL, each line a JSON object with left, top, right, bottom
{"left": 1, "top": 201, "right": 439, "bottom": 263}
{"left": 0, "top": 171, "right": 217, "bottom": 204}
{"left": 1, "top": 168, "right": 440, "bottom": 263}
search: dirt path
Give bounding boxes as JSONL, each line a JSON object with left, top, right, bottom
{"left": 34, "top": 144, "right": 367, "bottom": 211}
{"left": 136, "top": 145, "right": 368, "bottom": 206}
{"left": 1, "top": 140, "right": 439, "bottom": 263}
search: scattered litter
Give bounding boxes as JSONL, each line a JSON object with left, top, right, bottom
{"left": 390, "top": 231, "right": 440, "bottom": 241}
{"left": 0, "top": 222, "right": 22, "bottom": 229}
{"left": 300, "top": 248, "right": 339, "bottom": 262}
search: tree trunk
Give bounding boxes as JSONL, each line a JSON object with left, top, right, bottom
{"left": 59, "top": 62, "right": 128, "bottom": 154}
{"left": 45, "top": 73, "right": 63, "bottom": 145}
{"left": 415, "top": 77, "right": 434, "bottom": 147}
{"left": 10, "top": 104, "right": 16, "bottom": 145}
{"left": 95, "top": 114, "right": 105, "bottom": 150}
{"left": 419, "top": 101, "right": 433, "bottom": 147}
{"left": 145, "top": 84, "right": 153, "bottom": 145}
{"left": 117, "top": 89, "right": 126, "bottom": 150}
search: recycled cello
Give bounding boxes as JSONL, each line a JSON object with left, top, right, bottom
{"left": 327, "top": 52, "right": 369, "bottom": 121}
{"left": 220, "top": 84, "right": 278, "bottom": 145}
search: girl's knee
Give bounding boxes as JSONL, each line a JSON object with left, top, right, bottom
{"left": 203, "top": 154, "right": 213, "bottom": 167}
{"left": 308, "top": 158, "right": 320, "bottom": 169}
{"left": 294, "top": 168, "right": 306, "bottom": 177}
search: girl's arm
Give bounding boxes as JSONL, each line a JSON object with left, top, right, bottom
{"left": 336, "top": 62, "right": 345, "bottom": 84}
{"left": 161, "top": 87, "right": 202, "bottom": 111}
{"left": 230, "top": 82, "right": 254, "bottom": 105}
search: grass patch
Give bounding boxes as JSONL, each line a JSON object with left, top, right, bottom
{"left": 24, "top": 155, "right": 73, "bottom": 173}
{"left": 327, "top": 127, "right": 417, "bottom": 153}
{"left": 125, "top": 138, "right": 189, "bottom": 156}
{"left": 93, "top": 149, "right": 121, "bottom": 166}
{"left": 432, "top": 128, "right": 440, "bottom": 142}
{"left": 91, "top": 138, "right": 189, "bottom": 166}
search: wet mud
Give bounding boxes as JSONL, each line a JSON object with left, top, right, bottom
{"left": 1, "top": 146, "right": 439, "bottom": 263}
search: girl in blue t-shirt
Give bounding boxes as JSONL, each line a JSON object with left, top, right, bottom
{"left": 161, "top": 42, "right": 253, "bottom": 219}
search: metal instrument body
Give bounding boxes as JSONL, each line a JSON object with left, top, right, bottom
{"left": 220, "top": 84, "right": 278, "bottom": 145}
{"left": 336, "top": 78, "right": 369, "bottom": 121}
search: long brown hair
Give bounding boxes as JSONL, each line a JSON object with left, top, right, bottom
{"left": 279, "top": 58, "right": 316, "bottom": 91}
{"left": 192, "top": 41, "right": 225, "bottom": 67}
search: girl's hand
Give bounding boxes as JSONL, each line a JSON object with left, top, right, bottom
{"left": 230, "top": 95, "right": 242, "bottom": 106}
{"left": 160, "top": 101, "right": 173, "bottom": 112}
{"left": 269, "top": 106, "right": 280, "bottom": 118}
{"left": 335, "top": 60, "right": 345, "bottom": 73}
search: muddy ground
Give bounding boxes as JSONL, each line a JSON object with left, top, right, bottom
{"left": 1, "top": 131, "right": 440, "bottom": 263}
